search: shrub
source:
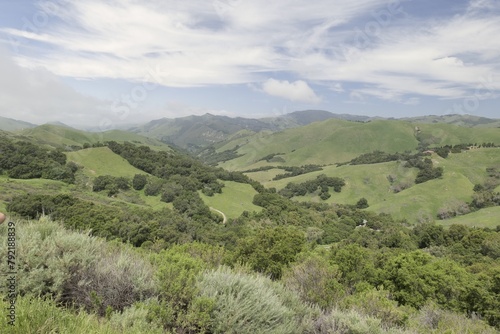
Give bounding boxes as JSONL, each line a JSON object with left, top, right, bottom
{"left": 0, "top": 217, "right": 157, "bottom": 315}
{"left": 198, "top": 266, "right": 310, "bottom": 334}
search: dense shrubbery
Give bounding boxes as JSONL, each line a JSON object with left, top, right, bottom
{"left": 1, "top": 216, "right": 499, "bottom": 333}
{"left": 0, "top": 136, "right": 78, "bottom": 183}
{"left": 279, "top": 174, "right": 346, "bottom": 199}
{"left": 272, "top": 164, "right": 323, "bottom": 180}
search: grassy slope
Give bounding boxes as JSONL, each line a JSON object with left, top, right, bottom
{"left": 66, "top": 147, "right": 147, "bottom": 177}
{"left": 438, "top": 206, "right": 500, "bottom": 229}
{"left": 416, "top": 123, "right": 500, "bottom": 147}
{"left": 218, "top": 119, "right": 500, "bottom": 171}
{"left": 199, "top": 181, "right": 262, "bottom": 218}
{"left": 257, "top": 148, "right": 499, "bottom": 224}
{"left": 219, "top": 119, "right": 420, "bottom": 170}
{"left": 19, "top": 124, "right": 170, "bottom": 150}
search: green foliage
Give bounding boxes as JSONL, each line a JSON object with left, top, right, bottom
{"left": 283, "top": 254, "right": 344, "bottom": 309}
{"left": 272, "top": 164, "right": 323, "bottom": 180}
{"left": 356, "top": 197, "right": 369, "bottom": 209}
{"left": 0, "top": 217, "right": 157, "bottom": 316}
{"left": 232, "top": 226, "right": 306, "bottom": 279}
{"left": 198, "top": 267, "right": 309, "bottom": 334}
{"left": 132, "top": 173, "right": 147, "bottom": 190}
{"left": 382, "top": 251, "right": 473, "bottom": 310}
{"left": 279, "top": 174, "right": 345, "bottom": 199}
{"left": 408, "top": 302, "right": 497, "bottom": 334}
{"left": 0, "top": 136, "right": 76, "bottom": 183}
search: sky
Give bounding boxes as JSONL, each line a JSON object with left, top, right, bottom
{"left": 0, "top": 0, "right": 499, "bottom": 129}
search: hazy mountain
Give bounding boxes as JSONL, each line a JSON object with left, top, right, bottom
{"left": 0, "top": 116, "right": 36, "bottom": 131}
{"left": 403, "top": 114, "right": 500, "bottom": 128}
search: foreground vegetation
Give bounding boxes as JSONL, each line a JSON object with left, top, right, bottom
{"left": 1, "top": 217, "right": 499, "bottom": 333}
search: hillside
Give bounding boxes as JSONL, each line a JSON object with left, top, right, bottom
{"left": 217, "top": 119, "right": 500, "bottom": 171}
{"left": 0, "top": 115, "right": 36, "bottom": 131}
{"left": 254, "top": 148, "right": 500, "bottom": 226}
{"left": 131, "top": 110, "right": 372, "bottom": 150}
{"left": 66, "top": 147, "right": 148, "bottom": 178}
{"left": 218, "top": 119, "right": 418, "bottom": 170}
{"left": 19, "top": 124, "right": 171, "bottom": 150}
{"left": 404, "top": 114, "right": 500, "bottom": 128}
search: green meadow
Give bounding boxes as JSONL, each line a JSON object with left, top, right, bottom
{"left": 66, "top": 147, "right": 148, "bottom": 178}
{"left": 199, "top": 180, "right": 262, "bottom": 218}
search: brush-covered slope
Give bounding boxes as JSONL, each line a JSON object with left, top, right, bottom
{"left": 19, "top": 124, "right": 171, "bottom": 150}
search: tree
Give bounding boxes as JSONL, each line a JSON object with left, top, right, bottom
{"left": 132, "top": 174, "right": 147, "bottom": 190}
{"left": 356, "top": 198, "right": 369, "bottom": 209}
{"left": 232, "top": 227, "right": 305, "bottom": 280}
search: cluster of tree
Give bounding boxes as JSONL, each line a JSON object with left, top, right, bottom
{"left": 92, "top": 175, "right": 131, "bottom": 196}
{"left": 437, "top": 167, "right": 500, "bottom": 220}
{"left": 404, "top": 157, "right": 443, "bottom": 184}
{"left": 340, "top": 150, "right": 417, "bottom": 166}
{"left": 272, "top": 164, "right": 323, "bottom": 180}
{"left": 278, "top": 174, "right": 345, "bottom": 200}
{"left": 0, "top": 136, "right": 78, "bottom": 183}
{"left": 257, "top": 152, "right": 285, "bottom": 163}
{"left": 197, "top": 145, "right": 243, "bottom": 166}
{"left": 6, "top": 193, "right": 236, "bottom": 247}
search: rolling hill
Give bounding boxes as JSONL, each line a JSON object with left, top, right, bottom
{"left": 18, "top": 124, "right": 171, "bottom": 151}
{"left": 251, "top": 148, "right": 500, "bottom": 226}
{"left": 0, "top": 115, "right": 36, "bottom": 131}
{"left": 130, "top": 110, "right": 372, "bottom": 150}
{"left": 216, "top": 118, "right": 500, "bottom": 171}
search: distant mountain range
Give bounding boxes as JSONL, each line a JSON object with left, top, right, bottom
{"left": 0, "top": 116, "right": 36, "bottom": 131}
{"left": 130, "top": 110, "right": 500, "bottom": 150}
{"left": 1, "top": 110, "right": 499, "bottom": 150}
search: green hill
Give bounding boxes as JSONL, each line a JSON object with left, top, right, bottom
{"left": 199, "top": 181, "right": 262, "bottom": 218}
{"left": 19, "top": 124, "right": 171, "bottom": 150}
{"left": 218, "top": 119, "right": 418, "bottom": 170}
{"left": 0, "top": 115, "right": 36, "bottom": 131}
{"left": 66, "top": 147, "right": 147, "bottom": 178}
{"left": 217, "top": 119, "right": 500, "bottom": 171}
{"left": 257, "top": 148, "right": 499, "bottom": 224}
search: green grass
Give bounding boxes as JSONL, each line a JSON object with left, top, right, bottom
{"left": 199, "top": 181, "right": 262, "bottom": 218}
{"left": 217, "top": 119, "right": 500, "bottom": 171}
{"left": 437, "top": 206, "right": 500, "bottom": 229}
{"left": 258, "top": 149, "right": 499, "bottom": 224}
{"left": 220, "top": 119, "right": 420, "bottom": 170}
{"left": 66, "top": 147, "right": 148, "bottom": 178}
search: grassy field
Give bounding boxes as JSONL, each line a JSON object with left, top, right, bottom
{"left": 199, "top": 181, "right": 262, "bottom": 218}
{"left": 437, "top": 206, "right": 500, "bottom": 229}
{"left": 66, "top": 147, "right": 148, "bottom": 178}
{"left": 255, "top": 148, "right": 499, "bottom": 224}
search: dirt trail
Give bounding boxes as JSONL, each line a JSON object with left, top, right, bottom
{"left": 209, "top": 207, "right": 227, "bottom": 224}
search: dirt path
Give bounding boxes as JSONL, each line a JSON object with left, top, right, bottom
{"left": 209, "top": 207, "right": 227, "bottom": 224}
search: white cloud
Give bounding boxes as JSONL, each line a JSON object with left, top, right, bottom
{"left": 0, "top": 47, "right": 109, "bottom": 127}
{"left": 0, "top": 0, "right": 499, "bottom": 108}
{"left": 261, "top": 79, "right": 321, "bottom": 103}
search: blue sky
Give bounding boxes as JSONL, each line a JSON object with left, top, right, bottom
{"left": 0, "top": 0, "right": 499, "bottom": 128}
